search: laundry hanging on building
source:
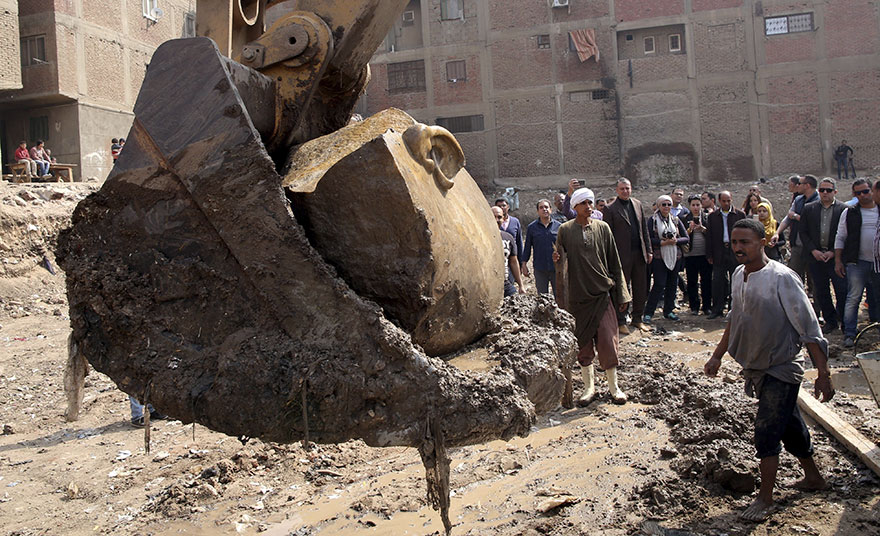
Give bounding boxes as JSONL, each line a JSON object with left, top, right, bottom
{"left": 569, "top": 29, "right": 599, "bottom": 63}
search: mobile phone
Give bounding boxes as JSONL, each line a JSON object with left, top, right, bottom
{"left": 577, "top": 179, "right": 585, "bottom": 187}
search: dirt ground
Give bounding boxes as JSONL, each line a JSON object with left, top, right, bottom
{"left": 2, "top": 178, "right": 880, "bottom": 536}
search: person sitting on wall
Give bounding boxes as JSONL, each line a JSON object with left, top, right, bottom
{"left": 30, "top": 140, "right": 53, "bottom": 180}
{"left": 14, "top": 141, "right": 38, "bottom": 180}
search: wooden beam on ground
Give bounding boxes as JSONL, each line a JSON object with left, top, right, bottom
{"left": 797, "top": 390, "right": 880, "bottom": 477}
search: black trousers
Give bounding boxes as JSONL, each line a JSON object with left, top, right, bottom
{"left": 808, "top": 258, "right": 846, "bottom": 329}
{"left": 645, "top": 258, "right": 680, "bottom": 317}
{"left": 711, "top": 247, "right": 738, "bottom": 315}
{"left": 685, "top": 255, "right": 712, "bottom": 313}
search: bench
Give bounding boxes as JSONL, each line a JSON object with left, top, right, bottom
{"left": 6, "top": 162, "right": 77, "bottom": 183}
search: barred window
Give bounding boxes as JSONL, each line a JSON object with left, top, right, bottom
{"left": 669, "top": 34, "right": 681, "bottom": 52}
{"left": 387, "top": 60, "right": 426, "bottom": 93}
{"left": 537, "top": 35, "right": 550, "bottom": 49}
{"left": 765, "top": 13, "right": 813, "bottom": 35}
{"left": 591, "top": 89, "right": 610, "bottom": 100}
{"left": 446, "top": 60, "right": 466, "bottom": 82}
{"left": 436, "top": 115, "right": 484, "bottom": 133}
{"left": 20, "top": 35, "right": 46, "bottom": 67}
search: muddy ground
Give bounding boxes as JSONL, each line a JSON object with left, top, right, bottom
{"left": 2, "top": 178, "right": 880, "bottom": 536}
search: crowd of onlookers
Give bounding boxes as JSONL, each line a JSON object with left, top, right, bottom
{"left": 496, "top": 173, "right": 880, "bottom": 347}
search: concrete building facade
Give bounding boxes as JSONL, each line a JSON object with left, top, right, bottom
{"left": 364, "top": 0, "right": 880, "bottom": 190}
{"left": 0, "top": 0, "right": 197, "bottom": 181}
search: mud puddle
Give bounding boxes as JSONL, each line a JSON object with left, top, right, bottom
{"left": 259, "top": 403, "right": 668, "bottom": 535}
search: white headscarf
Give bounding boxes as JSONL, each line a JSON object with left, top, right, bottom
{"left": 653, "top": 195, "right": 679, "bottom": 270}
{"left": 570, "top": 187, "right": 595, "bottom": 209}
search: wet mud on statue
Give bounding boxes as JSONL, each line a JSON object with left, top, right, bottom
{"left": 56, "top": 38, "right": 576, "bottom": 533}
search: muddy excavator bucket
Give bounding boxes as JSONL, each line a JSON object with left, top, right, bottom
{"left": 56, "top": 4, "right": 577, "bottom": 532}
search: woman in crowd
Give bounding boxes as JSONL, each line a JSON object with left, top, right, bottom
{"left": 742, "top": 192, "right": 761, "bottom": 218}
{"left": 682, "top": 195, "right": 712, "bottom": 315}
{"left": 756, "top": 200, "right": 781, "bottom": 260}
{"left": 644, "top": 195, "right": 689, "bottom": 323}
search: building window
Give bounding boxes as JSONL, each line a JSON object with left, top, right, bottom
{"left": 402, "top": 10, "right": 415, "bottom": 26}
{"left": 537, "top": 34, "right": 550, "bottom": 49}
{"left": 625, "top": 34, "right": 633, "bottom": 41}
{"left": 436, "top": 115, "right": 484, "bottom": 133}
{"left": 143, "top": 0, "right": 160, "bottom": 21}
{"left": 387, "top": 60, "right": 426, "bottom": 93}
{"left": 765, "top": 13, "right": 813, "bottom": 35}
{"left": 29, "top": 116, "right": 49, "bottom": 143}
{"left": 669, "top": 34, "right": 681, "bottom": 52}
{"left": 591, "top": 89, "right": 610, "bottom": 100}
{"left": 446, "top": 60, "right": 466, "bottom": 82}
{"left": 440, "top": 0, "right": 463, "bottom": 21}
{"left": 644, "top": 36, "right": 655, "bottom": 54}
{"left": 183, "top": 12, "right": 196, "bottom": 37}
{"left": 20, "top": 35, "right": 46, "bottom": 67}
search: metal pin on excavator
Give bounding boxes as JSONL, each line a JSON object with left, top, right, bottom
{"left": 57, "top": 2, "right": 576, "bottom": 532}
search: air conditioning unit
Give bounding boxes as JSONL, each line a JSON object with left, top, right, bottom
{"left": 552, "top": 0, "right": 569, "bottom": 8}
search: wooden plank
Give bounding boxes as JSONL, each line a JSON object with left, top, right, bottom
{"left": 797, "top": 390, "right": 880, "bottom": 477}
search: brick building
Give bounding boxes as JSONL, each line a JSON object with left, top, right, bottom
{"left": 0, "top": 0, "right": 197, "bottom": 181}
{"left": 363, "top": 0, "right": 880, "bottom": 189}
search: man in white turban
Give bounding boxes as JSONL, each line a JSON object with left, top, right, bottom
{"left": 554, "top": 188, "right": 631, "bottom": 404}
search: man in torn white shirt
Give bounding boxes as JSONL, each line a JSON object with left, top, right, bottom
{"left": 706, "top": 218, "right": 834, "bottom": 522}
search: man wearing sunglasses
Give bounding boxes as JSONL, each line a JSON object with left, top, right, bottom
{"left": 834, "top": 178, "right": 879, "bottom": 347}
{"left": 800, "top": 178, "right": 847, "bottom": 334}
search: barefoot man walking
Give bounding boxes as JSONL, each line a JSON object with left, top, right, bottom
{"left": 705, "top": 218, "right": 834, "bottom": 522}
{"left": 554, "top": 188, "right": 631, "bottom": 404}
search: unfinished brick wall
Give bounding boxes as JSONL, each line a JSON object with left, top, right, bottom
{"left": 551, "top": 0, "right": 610, "bottom": 22}
{"left": 699, "top": 82, "right": 754, "bottom": 182}
{"left": 621, "top": 54, "right": 688, "bottom": 85}
{"left": 693, "top": 20, "right": 747, "bottom": 74}
{"left": 487, "top": 0, "right": 547, "bottom": 31}
{"left": 456, "top": 131, "right": 489, "bottom": 187}
{"left": 829, "top": 71, "right": 880, "bottom": 171}
{"left": 767, "top": 74, "right": 821, "bottom": 172}
{"left": 432, "top": 54, "right": 482, "bottom": 106}
{"left": 554, "top": 30, "right": 610, "bottom": 84}
{"left": 825, "top": 0, "right": 879, "bottom": 58}
{"left": 494, "top": 96, "right": 559, "bottom": 178}
{"left": 84, "top": 35, "right": 126, "bottom": 105}
{"left": 615, "top": 0, "right": 684, "bottom": 22}
{"left": 83, "top": 0, "right": 123, "bottom": 33}
{"left": 561, "top": 93, "right": 620, "bottom": 177}
{"left": 490, "top": 35, "right": 553, "bottom": 90}
{"left": 365, "top": 62, "right": 429, "bottom": 113}
{"left": 693, "top": 0, "right": 743, "bottom": 10}
{"left": 0, "top": 0, "right": 21, "bottom": 91}
{"left": 764, "top": 33, "right": 817, "bottom": 64}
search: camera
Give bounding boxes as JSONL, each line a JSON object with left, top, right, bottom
{"left": 662, "top": 231, "right": 676, "bottom": 240}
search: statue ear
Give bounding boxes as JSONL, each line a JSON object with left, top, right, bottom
{"left": 403, "top": 124, "right": 465, "bottom": 191}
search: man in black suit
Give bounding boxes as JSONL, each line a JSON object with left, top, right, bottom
{"left": 603, "top": 177, "right": 652, "bottom": 333}
{"left": 706, "top": 191, "right": 746, "bottom": 319}
{"left": 800, "top": 178, "right": 847, "bottom": 333}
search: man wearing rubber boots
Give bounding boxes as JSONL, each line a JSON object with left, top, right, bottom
{"left": 554, "top": 188, "right": 630, "bottom": 405}
{"left": 705, "top": 218, "right": 834, "bottom": 522}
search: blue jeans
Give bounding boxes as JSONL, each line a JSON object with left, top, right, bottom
{"left": 129, "top": 396, "right": 155, "bottom": 420}
{"left": 843, "top": 260, "right": 880, "bottom": 337}
{"left": 35, "top": 160, "right": 49, "bottom": 176}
